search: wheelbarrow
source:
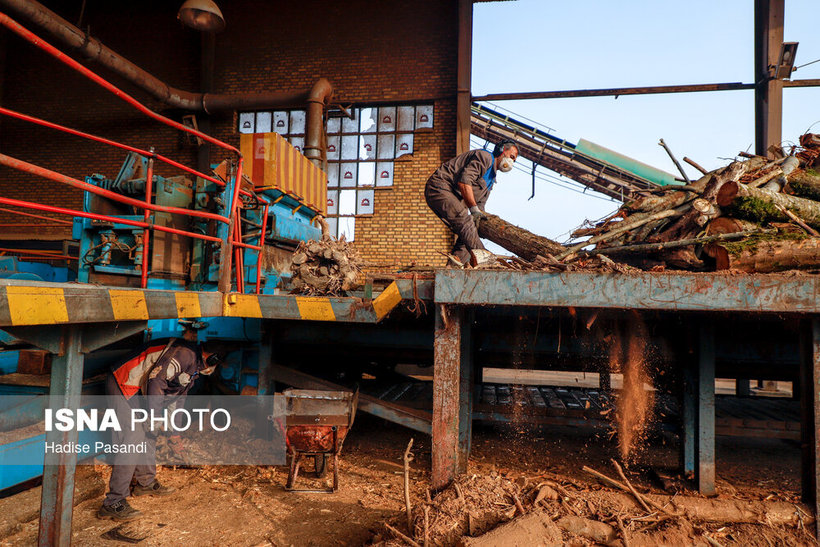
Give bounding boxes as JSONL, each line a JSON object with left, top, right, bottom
{"left": 283, "top": 388, "right": 357, "bottom": 493}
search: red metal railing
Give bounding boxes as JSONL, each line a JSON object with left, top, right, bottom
{"left": 0, "top": 12, "right": 269, "bottom": 292}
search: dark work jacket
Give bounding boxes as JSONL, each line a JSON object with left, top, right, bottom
{"left": 425, "top": 149, "right": 496, "bottom": 208}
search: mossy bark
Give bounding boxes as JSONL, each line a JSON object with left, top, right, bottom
{"left": 717, "top": 182, "right": 820, "bottom": 228}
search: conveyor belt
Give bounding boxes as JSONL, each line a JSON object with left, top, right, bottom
{"left": 471, "top": 103, "right": 658, "bottom": 201}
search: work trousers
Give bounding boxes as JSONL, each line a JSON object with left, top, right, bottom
{"left": 425, "top": 180, "right": 486, "bottom": 263}
{"left": 103, "top": 374, "right": 156, "bottom": 506}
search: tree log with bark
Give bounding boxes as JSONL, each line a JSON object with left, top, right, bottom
{"left": 477, "top": 213, "right": 565, "bottom": 261}
{"left": 717, "top": 181, "right": 820, "bottom": 228}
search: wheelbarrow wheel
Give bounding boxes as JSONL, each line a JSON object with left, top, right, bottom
{"left": 314, "top": 454, "right": 328, "bottom": 478}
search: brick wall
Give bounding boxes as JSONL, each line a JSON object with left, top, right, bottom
{"left": 0, "top": 0, "right": 455, "bottom": 265}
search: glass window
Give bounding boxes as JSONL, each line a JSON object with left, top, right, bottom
{"left": 360, "top": 108, "right": 377, "bottom": 133}
{"left": 273, "top": 111, "right": 289, "bottom": 134}
{"left": 327, "top": 217, "right": 338, "bottom": 239}
{"left": 416, "top": 105, "right": 434, "bottom": 129}
{"left": 339, "top": 163, "right": 357, "bottom": 187}
{"left": 397, "top": 106, "right": 415, "bottom": 132}
{"left": 358, "top": 162, "right": 375, "bottom": 187}
{"left": 289, "top": 136, "right": 304, "bottom": 154}
{"left": 339, "top": 190, "right": 356, "bottom": 215}
{"left": 326, "top": 136, "right": 340, "bottom": 161}
{"left": 341, "top": 135, "right": 359, "bottom": 160}
{"left": 342, "top": 109, "right": 359, "bottom": 133}
{"left": 359, "top": 135, "right": 377, "bottom": 160}
{"left": 357, "top": 189, "right": 375, "bottom": 215}
{"left": 289, "top": 111, "right": 306, "bottom": 135}
{"left": 338, "top": 217, "right": 355, "bottom": 242}
{"left": 377, "top": 134, "right": 395, "bottom": 159}
{"left": 256, "top": 112, "right": 272, "bottom": 133}
{"left": 326, "top": 163, "right": 340, "bottom": 188}
{"left": 396, "top": 134, "right": 414, "bottom": 158}
{"left": 376, "top": 162, "right": 393, "bottom": 187}
{"left": 327, "top": 116, "right": 341, "bottom": 135}
{"left": 378, "top": 107, "right": 396, "bottom": 132}
{"left": 326, "top": 189, "right": 339, "bottom": 215}
{"left": 239, "top": 112, "right": 255, "bottom": 134}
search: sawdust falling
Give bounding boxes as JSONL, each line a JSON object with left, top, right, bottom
{"left": 609, "top": 318, "right": 655, "bottom": 462}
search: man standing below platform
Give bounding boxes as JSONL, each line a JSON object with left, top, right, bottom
{"left": 424, "top": 139, "right": 519, "bottom": 267}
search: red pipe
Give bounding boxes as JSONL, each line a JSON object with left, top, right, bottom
{"left": 0, "top": 196, "right": 223, "bottom": 243}
{"left": 0, "top": 106, "right": 228, "bottom": 188}
{"left": 0, "top": 223, "right": 69, "bottom": 227}
{"left": 255, "top": 204, "right": 269, "bottom": 295}
{"left": 232, "top": 215, "right": 244, "bottom": 294}
{"left": 140, "top": 153, "right": 154, "bottom": 289}
{"left": 0, "top": 12, "right": 239, "bottom": 156}
{"left": 0, "top": 206, "right": 73, "bottom": 224}
{"left": 0, "top": 247, "right": 72, "bottom": 257}
{"left": 0, "top": 152, "right": 230, "bottom": 224}
{"left": 2, "top": 254, "right": 76, "bottom": 261}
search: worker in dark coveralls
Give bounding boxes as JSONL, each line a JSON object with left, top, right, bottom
{"left": 97, "top": 336, "right": 221, "bottom": 520}
{"left": 425, "top": 139, "right": 519, "bottom": 266}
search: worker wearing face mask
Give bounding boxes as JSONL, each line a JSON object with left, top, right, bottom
{"left": 425, "top": 139, "right": 519, "bottom": 267}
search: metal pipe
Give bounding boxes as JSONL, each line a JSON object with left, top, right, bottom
{"left": 0, "top": 106, "right": 228, "bottom": 188}
{"left": 0, "top": 152, "right": 230, "bottom": 224}
{"left": 0, "top": 196, "right": 223, "bottom": 242}
{"left": 140, "top": 151, "right": 154, "bottom": 288}
{"left": 256, "top": 204, "right": 269, "bottom": 295}
{"left": 0, "top": 206, "right": 72, "bottom": 224}
{"left": 0, "top": 1, "right": 332, "bottom": 159}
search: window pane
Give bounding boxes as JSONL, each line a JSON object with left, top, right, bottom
{"left": 397, "top": 106, "right": 414, "bottom": 131}
{"left": 416, "top": 105, "right": 434, "bottom": 129}
{"left": 239, "top": 112, "right": 255, "bottom": 133}
{"left": 341, "top": 135, "right": 358, "bottom": 160}
{"left": 339, "top": 163, "right": 357, "bottom": 187}
{"left": 342, "top": 109, "right": 359, "bottom": 133}
{"left": 339, "top": 190, "right": 356, "bottom": 215}
{"left": 360, "top": 108, "right": 377, "bottom": 133}
{"left": 359, "top": 135, "right": 376, "bottom": 160}
{"left": 358, "top": 162, "right": 375, "bottom": 187}
{"left": 327, "top": 136, "right": 340, "bottom": 160}
{"left": 327, "top": 217, "right": 338, "bottom": 238}
{"left": 290, "top": 110, "right": 306, "bottom": 135}
{"left": 289, "top": 136, "right": 304, "bottom": 154}
{"left": 357, "top": 189, "right": 375, "bottom": 215}
{"left": 326, "top": 189, "right": 339, "bottom": 215}
{"left": 377, "top": 134, "right": 395, "bottom": 159}
{"left": 256, "top": 112, "right": 272, "bottom": 133}
{"left": 327, "top": 116, "right": 341, "bottom": 134}
{"left": 273, "top": 111, "right": 289, "bottom": 134}
{"left": 376, "top": 162, "right": 393, "bottom": 187}
{"left": 338, "top": 217, "right": 355, "bottom": 242}
{"left": 326, "top": 163, "right": 340, "bottom": 188}
{"left": 378, "top": 107, "right": 396, "bottom": 132}
{"left": 396, "top": 134, "right": 414, "bottom": 158}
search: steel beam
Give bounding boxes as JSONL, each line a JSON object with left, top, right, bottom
{"left": 754, "top": 0, "right": 784, "bottom": 156}
{"left": 800, "top": 318, "right": 820, "bottom": 538}
{"left": 457, "top": 309, "right": 474, "bottom": 473}
{"left": 682, "top": 358, "right": 697, "bottom": 479}
{"left": 435, "top": 270, "right": 820, "bottom": 314}
{"left": 38, "top": 326, "right": 84, "bottom": 546}
{"left": 697, "top": 322, "right": 716, "bottom": 496}
{"left": 432, "top": 304, "right": 463, "bottom": 490}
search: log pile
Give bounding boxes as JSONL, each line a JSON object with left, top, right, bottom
{"left": 558, "top": 133, "right": 820, "bottom": 273}
{"left": 289, "top": 234, "right": 362, "bottom": 296}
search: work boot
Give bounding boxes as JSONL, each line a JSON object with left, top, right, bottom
{"left": 97, "top": 499, "right": 142, "bottom": 521}
{"left": 132, "top": 480, "right": 175, "bottom": 497}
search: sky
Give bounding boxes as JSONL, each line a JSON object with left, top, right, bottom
{"left": 471, "top": 0, "right": 820, "bottom": 248}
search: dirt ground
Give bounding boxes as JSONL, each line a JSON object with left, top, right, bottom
{"left": 0, "top": 414, "right": 813, "bottom": 546}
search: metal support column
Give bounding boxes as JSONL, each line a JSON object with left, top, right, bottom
{"left": 754, "top": 0, "right": 784, "bottom": 156}
{"left": 38, "top": 326, "right": 84, "bottom": 547}
{"left": 697, "top": 321, "right": 716, "bottom": 496}
{"left": 681, "top": 356, "right": 697, "bottom": 479}
{"left": 432, "top": 304, "right": 463, "bottom": 490}
{"left": 800, "top": 317, "right": 820, "bottom": 538}
{"left": 456, "top": 0, "right": 472, "bottom": 155}
{"left": 457, "top": 309, "right": 474, "bottom": 473}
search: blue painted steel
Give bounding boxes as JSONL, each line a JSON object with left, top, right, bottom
{"left": 435, "top": 270, "right": 820, "bottom": 314}
{"left": 0, "top": 350, "right": 18, "bottom": 374}
{"left": 682, "top": 359, "right": 696, "bottom": 478}
{"left": 0, "top": 257, "right": 73, "bottom": 283}
{"left": 458, "top": 309, "right": 473, "bottom": 474}
{"left": 697, "top": 322, "right": 716, "bottom": 496}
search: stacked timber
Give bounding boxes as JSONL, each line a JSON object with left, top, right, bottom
{"left": 289, "top": 234, "right": 362, "bottom": 295}
{"left": 559, "top": 133, "right": 820, "bottom": 273}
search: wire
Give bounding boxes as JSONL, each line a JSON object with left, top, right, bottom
{"left": 795, "top": 57, "right": 820, "bottom": 70}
